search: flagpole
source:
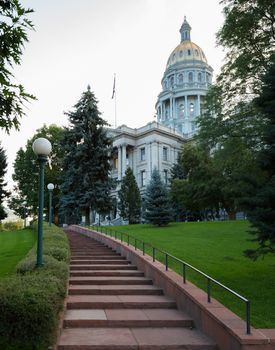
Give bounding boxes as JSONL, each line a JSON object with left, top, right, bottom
{"left": 114, "top": 77, "right": 117, "bottom": 128}
{"left": 112, "top": 73, "right": 117, "bottom": 128}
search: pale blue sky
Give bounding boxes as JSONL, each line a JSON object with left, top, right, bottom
{"left": 1, "top": 0, "right": 225, "bottom": 188}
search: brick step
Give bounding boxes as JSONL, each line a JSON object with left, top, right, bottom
{"left": 69, "top": 277, "right": 152, "bottom": 285}
{"left": 66, "top": 295, "right": 177, "bottom": 309}
{"left": 70, "top": 259, "right": 129, "bottom": 265}
{"left": 70, "top": 270, "right": 144, "bottom": 277}
{"left": 63, "top": 308, "right": 193, "bottom": 328}
{"left": 68, "top": 285, "right": 163, "bottom": 295}
{"left": 58, "top": 327, "right": 217, "bottom": 349}
{"left": 71, "top": 257, "right": 125, "bottom": 265}
{"left": 71, "top": 249, "right": 113, "bottom": 255}
{"left": 71, "top": 255, "right": 123, "bottom": 259}
{"left": 70, "top": 265, "right": 137, "bottom": 271}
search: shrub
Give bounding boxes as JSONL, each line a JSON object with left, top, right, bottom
{"left": 1, "top": 220, "right": 23, "bottom": 231}
{"left": 0, "top": 223, "right": 70, "bottom": 349}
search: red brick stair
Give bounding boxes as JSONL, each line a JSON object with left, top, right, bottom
{"left": 57, "top": 230, "right": 218, "bottom": 349}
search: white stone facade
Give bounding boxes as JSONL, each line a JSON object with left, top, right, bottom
{"left": 109, "top": 122, "right": 185, "bottom": 194}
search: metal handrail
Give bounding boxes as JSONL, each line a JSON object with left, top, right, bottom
{"left": 90, "top": 224, "right": 251, "bottom": 334}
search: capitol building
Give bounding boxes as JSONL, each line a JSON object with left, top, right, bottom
{"left": 108, "top": 18, "right": 213, "bottom": 222}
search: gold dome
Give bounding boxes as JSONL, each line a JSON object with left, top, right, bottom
{"left": 166, "top": 41, "right": 208, "bottom": 69}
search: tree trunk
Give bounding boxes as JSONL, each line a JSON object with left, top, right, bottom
{"left": 227, "top": 211, "right": 236, "bottom": 220}
{"left": 85, "top": 207, "right": 90, "bottom": 226}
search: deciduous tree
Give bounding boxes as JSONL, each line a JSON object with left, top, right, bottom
{"left": 0, "top": 0, "right": 35, "bottom": 132}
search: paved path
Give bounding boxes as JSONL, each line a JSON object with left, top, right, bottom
{"left": 57, "top": 230, "right": 218, "bottom": 349}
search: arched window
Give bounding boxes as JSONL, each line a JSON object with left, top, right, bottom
{"left": 178, "top": 74, "right": 183, "bottom": 84}
{"left": 190, "top": 103, "right": 194, "bottom": 115}
{"left": 198, "top": 72, "right": 202, "bottom": 82}
{"left": 179, "top": 103, "right": 184, "bottom": 118}
{"left": 188, "top": 72, "right": 193, "bottom": 82}
{"left": 164, "top": 80, "right": 168, "bottom": 89}
{"left": 170, "top": 76, "right": 174, "bottom": 87}
{"left": 188, "top": 49, "right": 191, "bottom": 56}
{"left": 195, "top": 49, "right": 199, "bottom": 56}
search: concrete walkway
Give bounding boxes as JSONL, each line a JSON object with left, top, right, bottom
{"left": 57, "top": 230, "right": 218, "bottom": 349}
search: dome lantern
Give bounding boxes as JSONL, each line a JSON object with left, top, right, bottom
{"left": 180, "top": 16, "right": 191, "bottom": 42}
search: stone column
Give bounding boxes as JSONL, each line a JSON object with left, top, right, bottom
{"left": 170, "top": 97, "right": 173, "bottom": 119}
{"left": 118, "top": 146, "right": 122, "bottom": 180}
{"left": 121, "top": 144, "right": 127, "bottom": 178}
{"left": 147, "top": 143, "right": 151, "bottom": 181}
{"left": 197, "top": 95, "right": 201, "bottom": 116}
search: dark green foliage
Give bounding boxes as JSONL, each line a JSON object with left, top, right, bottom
{"left": 60, "top": 86, "right": 113, "bottom": 225}
{"left": 244, "top": 56, "right": 275, "bottom": 258}
{"left": 0, "top": 0, "right": 35, "bottom": 132}
{"left": 217, "top": 0, "right": 275, "bottom": 107}
{"left": 118, "top": 167, "right": 141, "bottom": 224}
{"left": 0, "top": 223, "right": 70, "bottom": 349}
{"left": 9, "top": 124, "right": 65, "bottom": 220}
{"left": 0, "top": 143, "right": 9, "bottom": 221}
{"left": 144, "top": 168, "right": 172, "bottom": 226}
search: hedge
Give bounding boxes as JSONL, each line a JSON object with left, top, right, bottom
{"left": 0, "top": 223, "right": 70, "bottom": 350}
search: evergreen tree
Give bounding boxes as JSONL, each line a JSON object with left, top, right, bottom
{"left": 118, "top": 167, "right": 141, "bottom": 224}
{"left": 60, "top": 86, "right": 113, "bottom": 225}
{"left": 144, "top": 168, "right": 172, "bottom": 226}
{"left": 0, "top": 144, "right": 9, "bottom": 221}
{"left": 244, "top": 55, "right": 275, "bottom": 259}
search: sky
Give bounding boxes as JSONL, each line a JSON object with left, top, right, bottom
{"left": 0, "top": 0, "right": 225, "bottom": 189}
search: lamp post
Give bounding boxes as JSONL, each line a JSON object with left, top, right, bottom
{"left": 47, "top": 183, "right": 54, "bottom": 226}
{"left": 23, "top": 201, "right": 27, "bottom": 228}
{"left": 32, "top": 137, "right": 52, "bottom": 267}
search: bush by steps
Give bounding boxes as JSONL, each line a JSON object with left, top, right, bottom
{"left": 0, "top": 223, "right": 70, "bottom": 350}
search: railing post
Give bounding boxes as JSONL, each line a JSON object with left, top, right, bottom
{"left": 183, "top": 263, "right": 186, "bottom": 283}
{"left": 165, "top": 254, "right": 168, "bottom": 271}
{"left": 135, "top": 239, "right": 137, "bottom": 250}
{"left": 207, "top": 278, "right": 211, "bottom": 303}
{"left": 142, "top": 242, "right": 145, "bottom": 255}
{"left": 246, "top": 300, "right": 251, "bottom": 334}
{"left": 121, "top": 232, "right": 123, "bottom": 242}
{"left": 153, "top": 247, "right": 155, "bottom": 262}
{"left": 127, "top": 235, "right": 129, "bottom": 246}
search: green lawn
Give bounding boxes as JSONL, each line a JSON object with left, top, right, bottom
{"left": 0, "top": 228, "right": 36, "bottom": 278}
{"left": 100, "top": 221, "right": 275, "bottom": 328}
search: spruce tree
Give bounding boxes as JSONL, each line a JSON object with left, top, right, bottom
{"left": 118, "top": 167, "right": 141, "bottom": 224}
{"left": 244, "top": 56, "right": 275, "bottom": 258}
{"left": 144, "top": 168, "right": 172, "bottom": 226}
{"left": 0, "top": 144, "right": 9, "bottom": 221}
{"left": 60, "top": 86, "right": 113, "bottom": 225}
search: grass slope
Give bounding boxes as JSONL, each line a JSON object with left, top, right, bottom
{"left": 0, "top": 229, "right": 36, "bottom": 278}
{"left": 106, "top": 221, "right": 275, "bottom": 328}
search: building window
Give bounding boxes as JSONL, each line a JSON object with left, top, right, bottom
{"left": 188, "top": 72, "right": 193, "bottom": 82}
{"left": 141, "top": 170, "right": 146, "bottom": 187}
{"left": 188, "top": 49, "right": 191, "bottom": 56}
{"left": 178, "top": 74, "right": 183, "bottom": 84}
{"left": 190, "top": 102, "right": 195, "bottom": 115}
{"left": 195, "top": 49, "right": 199, "bottom": 56}
{"left": 170, "top": 76, "right": 174, "bottom": 86}
{"left": 114, "top": 158, "right": 118, "bottom": 169}
{"left": 164, "top": 170, "right": 168, "bottom": 185}
{"left": 179, "top": 50, "right": 183, "bottom": 57}
{"left": 198, "top": 72, "right": 202, "bottom": 82}
{"left": 179, "top": 103, "right": 184, "bottom": 117}
{"left": 163, "top": 147, "right": 168, "bottom": 161}
{"left": 140, "top": 147, "right": 145, "bottom": 161}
